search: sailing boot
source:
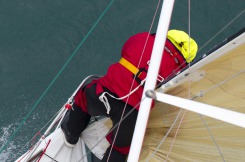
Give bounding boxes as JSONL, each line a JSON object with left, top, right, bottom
{"left": 61, "top": 104, "right": 91, "bottom": 147}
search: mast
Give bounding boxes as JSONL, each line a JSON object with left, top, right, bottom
{"left": 127, "top": 0, "right": 175, "bottom": 161}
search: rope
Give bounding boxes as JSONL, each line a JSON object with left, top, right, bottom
{"left": 5, "top": 1, "right": 243, "bottom": 161}
{"left": 0, "top": 0, "right": 115, "bottom": 154}
{"left": 195, "top": 69, "right": 245, "bottom": 98}
{"left": 189, "top": 70, "right": 245, "bottom": 162}
{"left": 78, "top": 61, "right": 193, "bottom": 161}
{"left": 77, "top": 60, "right": 245, "bottom": 161}
{"left": 146, "top": 66, "right": 243, "bottom": 161}
{"left": 198, "top": 9, "right": 245, "bottom": 53}
{"left": 151, "top": 5, "right": 245, "bottom": 162}
{"left": 105, "top": 0, "right": 162, "bottom": 161}
{"left": 78, "top": 100, "right": 143, "bottom": 161}
{"left": 96, "top": 9, "right": 245, "bottom": 161}
{"left": 162, "top": 1, "right": 193, "bottom": 160}
{"left": 151, "top": 57, "right": 245, "bottom": 161}
{"left": 199, "top": 114, "right": 226, "bottom": 162}
{"left": 164, "top": 110, "right": 186, "bottom": 162}
{"left": 145, "top": 109, "right": 184, "bottom": 162}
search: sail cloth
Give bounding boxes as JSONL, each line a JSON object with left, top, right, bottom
{"left": 15, "top": 128, "right": 89, "bottom": 162}
{"left": 140, "top": 30, "right": 245, "bottom": 161}
{"left": 15, "top": 118, "right": 112, "bottom": 162}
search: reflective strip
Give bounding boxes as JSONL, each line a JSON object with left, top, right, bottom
{"left": 119, "top": 57, "right": 139, "bottom": 75}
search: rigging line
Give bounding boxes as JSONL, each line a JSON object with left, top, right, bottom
{"left": 78, "top": 99, "right": 144, "bottom": 162}
{"left": 47, "top": 143, "right": 66, "bottom": 162}
{"left": 78, "top": 68, "right": 178, "bottom": 161}
{"left": 43, "top": 153, "right": 59, "bottom": 162}
{"left": 80, "top": 77, "right": 173, "bottom": 161}
{"left": 192, "top": 69, "right": 245, "bottom": 100}
{"left": 122, "top": 9, "right": 242, "bottom": 161}
{"left": 189, "top": 71, "right": 245, "bottom": 161}
{"left": 145, "top": 65, "right": 233, "bottom": 162}
{"left": 80, "top": 75, "right": 175, "bottom": 161}
{"left": 106, "top": 0, "right": 162, "bottom": 161}
{"left": 164, "top": 1, "right": 193, "bottom": 160}
{"left": 79, "top": 69, "right": 183, "bottom": 160}
{"left": 149, "top": 65, "right": 236, "bottom": 161}
{"left": 80, "top": 88, "right": 156, "bottom": 160}
{"left": 146, "top": 109, "right": 184, "bottom": 162}
{"left": 0, "top": 0, "right": 116, "bottom": 154}
{"left": 187, "top": 0, "right": 191, "bottom": 99}
{"left": 164, "top": 110, "right": 186, "bottom": 162}
{"left": 199, "top": 114, "right": 226, "bottom": 162}
{"left": 198, "top": 9, "right": 245, "bottom": 53}
{"left": 78, "top": 61, "right": 182, "bottom": 161}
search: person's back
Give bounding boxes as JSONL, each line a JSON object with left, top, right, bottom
{"left": 98, "top": 31, "right": 193, "bottom": 109}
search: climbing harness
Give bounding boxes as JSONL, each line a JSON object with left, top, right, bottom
{"left": 119, "top": 57, "right": 148, "bottom": 84}
{"left": 99, "top": 78, "right": 146, "bottom": 114}
{"left": 119, "top": 57, "right": 165, "bottom": 84}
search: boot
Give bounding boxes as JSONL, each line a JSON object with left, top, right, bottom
{"left": 61, "top": 104, "right": 91, "bottom": 147}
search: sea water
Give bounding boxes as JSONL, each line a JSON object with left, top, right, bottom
{"left": 0, "top": 0, "right": 244, "bottom": 161}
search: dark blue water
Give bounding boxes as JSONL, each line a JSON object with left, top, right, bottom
{"left": 0, "top": 0, "right": 244, "bottom": 161}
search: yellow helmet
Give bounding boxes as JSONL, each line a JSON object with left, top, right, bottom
{"left": 167, "top": 30, "right": 198, "bottom": 63}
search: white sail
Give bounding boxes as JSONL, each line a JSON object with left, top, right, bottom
{"left": 15, "top": 117, "right": 112, "bottom": 162}
{"left": 140, "top": 29, "right": 245, "bottom": 162}
{"left": 15, "top": 128, "right": 88, "bottom": 162}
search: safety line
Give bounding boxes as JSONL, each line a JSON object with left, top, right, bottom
{"left": 199, "top": 114, "right": 226, "bottom": 162}
{"left": 150, "top": 70, "right": 244, "bottom": 161}
{"left": 198, "top": 9, "right": 244, "bottom": 53}
{"left": 164, "top": 110, "right": 186, "bottom": 162}
{"left": 147, "top": 10, "right": 245, "bottom": 162}
{"left": 149, "top": 7, "right": 245, "bottom": 162}
{"left": 0, "top": 0, "right": 115, "bottom": 154}
{"left": 163, "top": 0, "right": 192, "bottom": 160}
{"left": 145, "top": 109, "right": 184, "bottom": 162}
{"left": 106, "top": 0, "right": 162, "bottom": 161}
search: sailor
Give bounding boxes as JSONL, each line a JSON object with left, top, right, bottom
{"left": 61, "top": 30, "right": 198, "bottom": 162}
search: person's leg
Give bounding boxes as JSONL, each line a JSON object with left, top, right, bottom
{"left": 91, "top": 153, "right": 102, "bottom": 162}
{"left": 110, "top": 106, "right": 138, "bottom": 148}
{"left": 61, "top": 82, "right": 109, "bottom": 147}
{"left": 101, "top": 95, "right": 138, "bottom": 162}
{"left": 61, "top": 104, "right": 91, "bottom": 146}
{"left": 101, "top": 146, "right": 127, "bottom": 162}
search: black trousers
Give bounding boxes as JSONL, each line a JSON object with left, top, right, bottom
{"left": 77, "top": 83, "right": 138, "bottom": 162}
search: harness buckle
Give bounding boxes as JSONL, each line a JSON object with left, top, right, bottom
{"left": 134, "top": 68, "right": 147, "bottom": 84}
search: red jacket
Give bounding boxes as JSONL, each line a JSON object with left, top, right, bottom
{"left": 75, "top": 32, "right": 186, "bottom": 111}
{"left": 94, "top": 32, "right": 186, "bottom": 110}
